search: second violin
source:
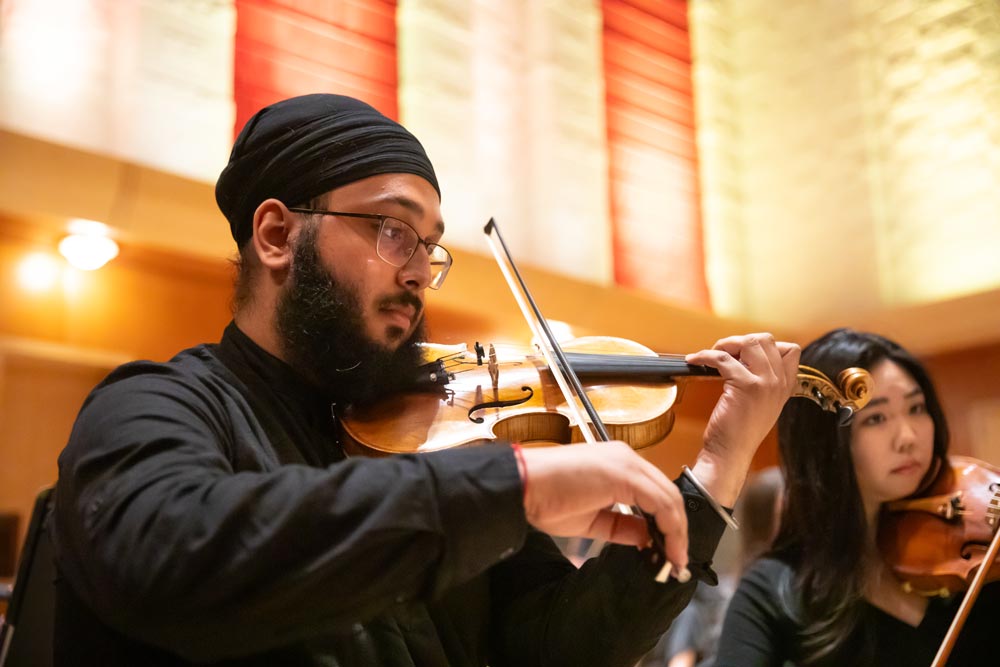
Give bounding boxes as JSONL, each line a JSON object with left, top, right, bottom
{"left": 880, "top": 455, "right": 1000, "bottom": 597}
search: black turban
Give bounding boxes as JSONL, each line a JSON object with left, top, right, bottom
{"left": 215, "top": 94, "right": 440, "bottom": 248}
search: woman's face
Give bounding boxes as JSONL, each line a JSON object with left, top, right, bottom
{"left": 849, "top": 359, "right": 936, "bottom": 512}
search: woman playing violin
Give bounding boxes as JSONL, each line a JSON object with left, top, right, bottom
{"left": 714, "top": 328, "right": 1000, "bottom": 667}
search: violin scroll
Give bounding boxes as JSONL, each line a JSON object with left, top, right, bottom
{"left": 794, "top": 365, "right": 873, "bottom": 425}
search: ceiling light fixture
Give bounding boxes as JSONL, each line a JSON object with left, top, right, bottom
{"left": 58, "top": 219, "right": 120, "bottom": 270}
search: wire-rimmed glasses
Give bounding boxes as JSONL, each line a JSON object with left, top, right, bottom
{"left": 288, "top": 208, "right": 453, "bottom": 289}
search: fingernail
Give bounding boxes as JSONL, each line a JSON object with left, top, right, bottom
{"left": 676, "top": 566, "right": 691, "bottom": 583}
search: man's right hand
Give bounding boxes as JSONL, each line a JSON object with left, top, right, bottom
{"left": 517, "top": 441, "right": 689, "bottom": 576}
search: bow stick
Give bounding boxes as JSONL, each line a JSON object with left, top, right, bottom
{"left": 483, "top": 218, "right": 676, "bottom": 583}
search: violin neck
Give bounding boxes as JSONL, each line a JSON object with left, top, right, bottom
{"left": 564, "top": 353, "right": 720, "bottom": 380}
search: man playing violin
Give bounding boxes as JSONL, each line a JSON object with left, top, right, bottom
{"left": 51, "top": 93, "right": 800, "bottom": 666}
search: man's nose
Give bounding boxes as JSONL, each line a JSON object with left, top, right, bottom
{"left": 398, "top": 244, "right": 432, "bottom": 291}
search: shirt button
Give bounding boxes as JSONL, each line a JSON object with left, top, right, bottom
{"left": 499, "top": 547, "right": 515, "bottom": 559}
{"left": 685, "top": 497, "right": 702, "bottom": 512}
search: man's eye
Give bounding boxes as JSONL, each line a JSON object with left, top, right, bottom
{"left": 382, "top": 225, "right": 408, "bottom": 244}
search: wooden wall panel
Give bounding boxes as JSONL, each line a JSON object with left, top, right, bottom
{"left": 923, "top": 343, "right": 1000, "bottom": 466}
{"left": 0, "top": 354, "right": 113, "bottom": 557}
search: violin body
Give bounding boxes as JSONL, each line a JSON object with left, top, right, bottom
{"left": 339, "top": 336, "right": 873, "bottom": 457}
{"left": 879, "top": 455, "right": 1000, "bottom": 597}
{"left": 339, "top": 336, "right": 681, "bottom": 456}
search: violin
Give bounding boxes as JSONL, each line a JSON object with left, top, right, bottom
{"left": 878, "top": 455, "right": 1000, "bottom": 665}
{"left": 339, "top": 217, "right": 869, "bottom": 583}
{"left": 338, "top": 336, "right": 873, "bottom": 457}
{"left": 879, "top": 455, "right": 1000, "bottom": 598}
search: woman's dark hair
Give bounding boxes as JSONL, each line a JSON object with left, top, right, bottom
{"left": 769, "top": 328, "right": 949, "bottom": 664}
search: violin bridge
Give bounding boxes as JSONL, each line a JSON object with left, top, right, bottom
{"left": 488, "top": 344, "right": 499, "bottom": 392}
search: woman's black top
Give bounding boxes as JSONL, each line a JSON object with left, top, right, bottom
{"left": 715, "top": 556, "right": 1000, "bottom": 667}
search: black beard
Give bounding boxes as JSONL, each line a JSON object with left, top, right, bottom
{"left": 275, "top": 226, "right": 427, "bottom": 405}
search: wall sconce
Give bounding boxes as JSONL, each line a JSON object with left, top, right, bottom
{"left": 58, "top": 219, "right": 119, "bottom": 270}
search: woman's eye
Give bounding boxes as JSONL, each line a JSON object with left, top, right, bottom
{"left": 861, "top": 413, "right": 886, "bottom": 426}
{"left": 910, "top": 402, "right": 928, "bottom": 415}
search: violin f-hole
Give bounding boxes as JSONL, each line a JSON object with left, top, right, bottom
{"left": 468, "top": 386, "right": 534, "bottom": 423}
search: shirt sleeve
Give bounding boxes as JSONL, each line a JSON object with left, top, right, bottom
{"left": 50, "top": 367, "right": 529, "bottom": 661}
{"left": 487, "top": 474, "right": 730, "bottom": 667}
{"left": 713, "top": 558, "right": 794, "bottom": 667}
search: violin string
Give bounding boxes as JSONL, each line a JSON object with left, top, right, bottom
{"left": 437, "top": 351, "right": 695, "bottom": 367}
{"left": 461, "top": 342, "right": 690, "bottom": 362}
{"left": 563, "top": 353, "right": 700, "bottom": 371}
{"left": 569, "top": 355, "right": 690, "bottom": 365}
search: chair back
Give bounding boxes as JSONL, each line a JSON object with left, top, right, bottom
{"left": 0, "top": 487, "right": 54, "bottom": 667}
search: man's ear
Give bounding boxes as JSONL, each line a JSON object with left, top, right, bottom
{"left": 251, "top": 199, "right": 299, "bottom": 271}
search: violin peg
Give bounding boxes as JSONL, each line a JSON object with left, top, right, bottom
{"left": 837, "top": 405, "right": 854, "bottom": 426}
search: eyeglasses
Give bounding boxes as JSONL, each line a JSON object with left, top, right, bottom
{"left": 287, "top": 208, "right": 453, "bottom": 289}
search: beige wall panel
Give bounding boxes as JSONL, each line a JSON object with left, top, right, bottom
{"left": 398, "top": 0, "right": 613, "bottom": 284}
{"left": 692, "top": 0, "right": 1000, "bottom": 327}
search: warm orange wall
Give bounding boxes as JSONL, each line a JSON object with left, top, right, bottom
{"left": 0, "top": 218, "right": 233, "bottom": 361}
{"left": 0, "top": 218, "right": 235, "bottom": 559}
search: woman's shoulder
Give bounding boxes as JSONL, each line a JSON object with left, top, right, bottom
{"left": 715, "top": 557, "right": 803, "bottom": 667}
{"left": 731, "top": 556, "right": 803, "bottom": 623}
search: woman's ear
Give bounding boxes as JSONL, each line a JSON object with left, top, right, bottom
{"left": 251, "top": 199, "right": 298, "bottom": 271}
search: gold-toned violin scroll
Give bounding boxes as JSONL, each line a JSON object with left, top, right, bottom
{"left": 794, "top": 365, "right": 872, "bottom": 425}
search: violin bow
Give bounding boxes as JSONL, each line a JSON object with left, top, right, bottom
{"left": 483, "top": 219, "right": 674, "bottom": 583}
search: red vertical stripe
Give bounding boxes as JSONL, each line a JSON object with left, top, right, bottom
{"left": 603, "top": 0, "right": 709, "bottom": 309}
{"left": 232, "top": 0, "right": 398, "bottom": 136}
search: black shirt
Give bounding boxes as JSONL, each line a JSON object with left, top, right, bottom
{"left": 715, "top": 556, "right": 1000, "bottom": 667}
{"left": 51, "top": 323, "right": 729, "bottom": 666}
